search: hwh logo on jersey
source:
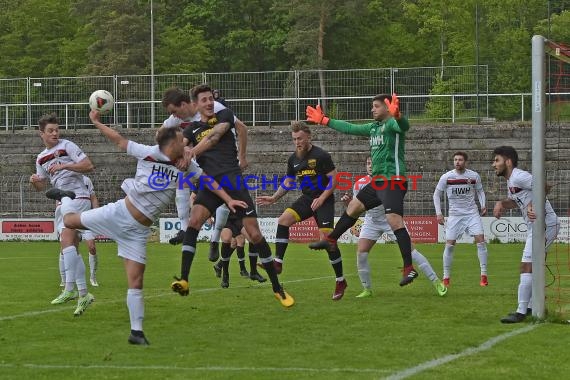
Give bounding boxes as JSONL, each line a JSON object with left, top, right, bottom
{"left": 151, "top": 165, "right": 178, "bottom": 182}
{"left": 370, "top": 135, "right": 383, "bottom": 146}
{"left": 452, "top": 187, "right": 471, "bottom": 195}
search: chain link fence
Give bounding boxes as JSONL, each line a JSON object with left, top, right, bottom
{"left": 1, "top": 66, "right": 496, "bottom": 130}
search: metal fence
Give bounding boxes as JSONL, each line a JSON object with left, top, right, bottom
{"left": 0, "top": 66, "right": 500, "bottom": 129}
{"left": 3, "top": 170, "right": 569, "bottom": 220}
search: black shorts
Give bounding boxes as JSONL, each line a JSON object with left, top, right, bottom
{"left": 224, "top": 214, "right": 243, "bottom": 237}
{"left": 285, "top": 194, "right": 334, "bottom": 229}
{"left": 355, "top": 180, "right": 407, "bottom": 216}
{"left": 193, "top": 173, "right": 257, "bottom": 219}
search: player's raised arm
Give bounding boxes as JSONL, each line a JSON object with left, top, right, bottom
{"left": 306, "top": 104, "right": 373, "bottom": 136}
{"left": 90, "top": 110, "right": 129, "bottom": 151}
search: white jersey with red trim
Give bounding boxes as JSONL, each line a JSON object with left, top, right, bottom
{"left": 507, "top": 168, "right": 557, "bottom": 225}
{"left": 83, "top": 175, "right": 95, "bottom": 196}
{"left": 436, "top": 169, "right": 484, "bottom": 216}
{"left": 121, "top": 141, "right": 201, "bottom": 221}
{"left": 35, "top": 139, "right": 91, "bottom": 198}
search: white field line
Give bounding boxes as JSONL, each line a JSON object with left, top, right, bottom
{"left": 383, "top": 323, "right": 541, "bottom": 380}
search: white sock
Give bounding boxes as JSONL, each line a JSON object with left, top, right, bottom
{"left": 412, "top": 249, "right": 438, "bottom": 282}
{"left": 528, "top": 297, "right": 533, "bottom": 311}
{"left": 89, "top": 254, "right": 98, "bottom": 278}
{"left": 517, "top": 273, "right": 532, "bottom": 315}
{"left": 212, "top": 206, "right": 230, "bottom": 243}
{"left": 58, "top": 252, "right": 65, "bottom": 284}
{"left": 62, "top": 246, "right": 78, "bottom": 292}
{"left": 357, "top": 252, "right": 371, "bottom": 289}
{"left": 127, "top": 288, "right": 144, "bottom": 331}
{"left": 175, "top": 188, "right": 190, "bottom": 231}
{"left": 75, "top": 255, "right": 88, "bottom": 296}
{"left": 443, "top": 244, "right": 455, "bottom": 279}
{"left": 477, "top": 242, "right": 488, "bottom": 275}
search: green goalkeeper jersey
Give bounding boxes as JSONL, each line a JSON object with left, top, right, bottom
{"left": 327, "top": 117, "right": 409, "bottom": 178}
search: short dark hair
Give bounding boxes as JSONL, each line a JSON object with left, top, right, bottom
{"left": 38, "top": 113, "right": 59, "bottom": 132}
{"left": 373, "top": 94, "right": 392, "bottom": 104}
{"left": 162, "top": 87, "right": 190, "bottom": 108}
{"left": 191, "top": 84, "right": 213, "bottom": 102}
{"left": 493, "top": 146, "right": 518, "bottom": 167}
{"left": 291, "top": 120, "right": 311, "bottom": 135}
{"left": 155, "top": 126, "right": 181, "bottom": 150}
{"left": 453, "top": 151, "right": 468, "bottom": 161}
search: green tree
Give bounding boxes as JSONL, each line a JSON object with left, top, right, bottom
{"left": 482, "top": 0, "right": 548, "bottom": 119}
{"left": 0, "top": 0, "right": 83, "bottom": 77}
{"left": 178, "top": 0, "right": 290, "bottom": 72}
{"left": 72, "top": 0, "right": 151, "bottom": 75}
{"left": 155, "top": 24, "right": 212, "bottom": 73}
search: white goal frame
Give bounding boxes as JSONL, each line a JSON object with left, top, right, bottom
{"left": 531, "top": 35, "right": 570, "bottom": 319}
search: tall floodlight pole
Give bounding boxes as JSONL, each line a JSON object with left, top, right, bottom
{"left": 531, "top": 35, "right": 546, "bottom": 319}
{"left": 150, "top": 0, "right": 155, "bottom": 128}
{"left": 475, "top": 1, "right": 480, "bottom": 122}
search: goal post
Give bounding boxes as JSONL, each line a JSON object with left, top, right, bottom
{"left": 531, "top": 35, "right": 546, "bottom": 319}
{"left": 531, "top": 35, "right": 570, "bottom": 321}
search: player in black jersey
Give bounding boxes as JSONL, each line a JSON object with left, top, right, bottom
{"left": 256, "top": 121, "right": 346, "bottom": 300}
{"left": 171, "top": 84, "right": 293, "bottom": 307}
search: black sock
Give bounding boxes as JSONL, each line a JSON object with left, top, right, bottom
{"left": 393, "top": 228, "right": 413, "bottom": 267}
{"left": 327, "top": 247, "right": 344, "bottom": 278}
{"left": 236, "top": 246, "right": 246, "bottom": 270}
{"left": 220, "top": 242, "right": 233, "bottom": 274}
{"left": 256, "top": 238, "right": 281, "bottom": 293}
{"left": 275, "top": 224, "right": 290, "bottom": 260}
{"left": 328, "top": 212, "right": 358, "bottom": 240}
{"left": 248, "top": 243, "right": 259, "bottom": 273}
{"left": 221, "top": 242, "right": 233, "bottom": 260}
{"left": 181, "top": 227, "right": 199, "bottom": 281}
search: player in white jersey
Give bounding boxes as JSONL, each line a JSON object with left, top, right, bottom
{"left": 433, "top": 152, "right": 489, "bottom": 287}
{"left": 57, "top": 175, "right": 100, "bottom": 287}
{"left": 492, "top": 146, "right": 560, "bottom": 323}
{"left": 29, "top": 113, "right": 95, "bottom": 316}
{"left": 345, "top": 157, "right": 447, "bottom": 298}
{"left": 50, "top": 110, "right": 246, "bottom": 345}
{"left": 160, "top": 87, "right": 248, "bottom": 256}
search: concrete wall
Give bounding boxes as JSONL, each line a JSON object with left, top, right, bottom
{"left": 1, "top": 122, "right": 569, "bottom": 217}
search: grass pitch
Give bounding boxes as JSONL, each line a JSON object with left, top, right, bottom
{"left": 0, "top": 241, "right": 569, "bottom": 380}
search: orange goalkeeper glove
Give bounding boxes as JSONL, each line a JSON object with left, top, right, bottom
{"left": 306, "top": 105, "right": 330, "bottom": 125}
{"left": 384, "top": 93, "right": 401, "bottom": 119}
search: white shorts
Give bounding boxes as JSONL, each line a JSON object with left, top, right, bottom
{"left": 81, "top": 229, "right": 96, "bottom": 241}
{"left": 521, "top": 221, "right": 560, "bottom": 263}
{"left": 55, "top": 199, "right": 91, "bottom": 235}
{"left": 359, "top": 215, "right": 396, "bottom": 242}
{"left": 444, "top": 214, "right": 484, "bottom": 241}
{"left": 80, "top": 199, "right": 150, "bottom": 264}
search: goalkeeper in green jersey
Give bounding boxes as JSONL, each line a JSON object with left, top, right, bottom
{"left": 306, "top": 94, "right": 418, "bottom": 286}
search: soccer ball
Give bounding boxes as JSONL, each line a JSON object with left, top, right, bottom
{"left": 89, "top": 90, "right": 114, "bottom": 114}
